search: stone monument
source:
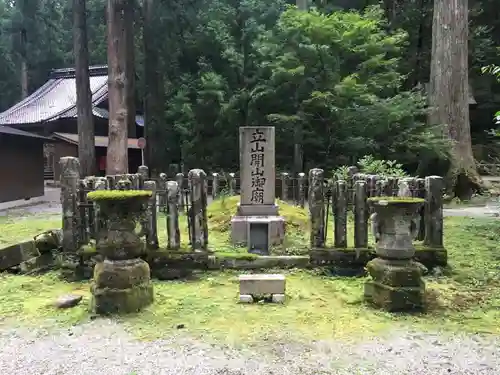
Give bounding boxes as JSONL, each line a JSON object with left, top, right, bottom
{"left": 231, "top": 127, "right": 285, "bottom": 254}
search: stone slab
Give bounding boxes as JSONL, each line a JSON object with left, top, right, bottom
{"left": 239, "top": 273, "right": 286, "bottom": 295}
{"left": 0, "top": 240, "right": 40, "bottom": 271}
{"left": 364, "top": 281, "right": 425, "bottom": 312}
{"left": 237, "top": 203, "right": 279, "bottom": 216}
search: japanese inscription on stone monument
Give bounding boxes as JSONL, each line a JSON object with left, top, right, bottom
{"left": 240, "top": 127, "right": 276, "bottom": 207}
{"left": 249, "top": 129, "right": 266, "bottom": 204}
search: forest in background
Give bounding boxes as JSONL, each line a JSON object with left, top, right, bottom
{"left": 1, "top": 0, "right": 500, "bottom": 179}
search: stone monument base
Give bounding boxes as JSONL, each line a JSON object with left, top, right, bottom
{"left": 364, "top": 258, "right": 425, "bottom": 311}
{"left": 230, "top": 215, "right": 285, "bottom": 255}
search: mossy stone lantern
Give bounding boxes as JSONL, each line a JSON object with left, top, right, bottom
{"left": 364, "top": 196, "right": 426, "bottom": 311}
{"left": 87, "top": 190, "right": 154, "bottom": 314}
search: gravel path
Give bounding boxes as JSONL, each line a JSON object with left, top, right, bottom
{"left": 0, "top": 320, "right": 498, "bottom": 375}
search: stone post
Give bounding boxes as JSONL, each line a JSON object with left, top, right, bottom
{"left": 308, "top": 168, "right": 325, "bottom": 248}
{"left": 354, "top": 180, "right": 368, "bottom": 248}
{"left": 60, "top": 157, "right": 80, "bottom": 253}
{"left": 416, "top": 178, "right": 426, "bottom": 241}
{"left": 188, "top": 169, "right": 209, "bottom": 251}
{"left": 93, "top": 177, "right": 107, "bottom": 241}
{"left": 281, "top": 172, "right": 289, "bottom": 201}
{"left": 77, "top": 179, "right": 90, "bottom": 246}
{"left": 424, "top": 176, "right": 444, "bottom": 248}
{"left": 297, "top": 172, "right": 306, "bottom": 208}
{"left": 228, "top": 173, "right": 236, "bottom": 196}
{"left": 137, "top": 165, "right": 149, "bottom": 189}
{"left": 158, "top": 173, "right": 168, "bottom": 211}
{"left": 166, "top": 181, "right": 181, "bottom": 250}
{"left": 212, "top": 172, "right": 219, "bottom": 200}
{"left": 176, "top": 173, "right": 185, "bottom": 211}
{"left": 334, "top": 180, "right": 348, "bottom": 248}
{"left": 347, "top": 166, "right": 359, "bottom": 204}
{"left": 144, "top": 180, "right": 159, "bottom": 249}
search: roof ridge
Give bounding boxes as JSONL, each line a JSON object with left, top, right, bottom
{"left": 49, "top": 65, "right": 108, "bottom": 79}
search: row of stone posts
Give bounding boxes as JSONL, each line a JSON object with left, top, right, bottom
{"left": 59, "top": 157, "right": 210, "bottom": 255}
{"left": 308, "top": 168, "right": 444, "bottom": 249}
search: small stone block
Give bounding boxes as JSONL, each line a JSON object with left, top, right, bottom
{"left": 239, "top": 294, "right": 254, "bottom": 304}
{"left": 0, "top": 241, "right": 40, "bottom": 271}
{"left": 54, "top": 294, "right": 83, "bottom": 309}
{"left": 239, "top": 274, "right": 286, "bottom": 295}
{"left": 271, "top": 294, "right": 285, "bottom": 303}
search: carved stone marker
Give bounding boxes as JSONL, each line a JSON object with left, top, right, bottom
{"left": 231, "top": 127, "right": 285, "bottom": 254}
{"left": 238, "top": 274, "right": 286, "bottom": 304}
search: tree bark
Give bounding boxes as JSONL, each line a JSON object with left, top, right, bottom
{"left": 106, "top": 0, "right": 129, "bottom": 174}
{"left": 74, "top": 0, "right": 96, "bottom": 177}
{"left": 429, "top": 0, "right": 480, "bottom": 199}
{"left": 143, "top": 0, "right": 163, "bottom": 172}
{"left": 124, "top": 0, "right": 136, "bottom": 139}
{"left": 19, "top": 28, "right": 28, "bottom": 99}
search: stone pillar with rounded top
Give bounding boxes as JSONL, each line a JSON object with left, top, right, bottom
{"left": 88, "top": 189, "right": 154, "bottom": 315}
{"left": 230, "top": 127, "right": 285, "bottom": 254}
{"left": 364, "top": 196, "right": 426, "bottom": 311}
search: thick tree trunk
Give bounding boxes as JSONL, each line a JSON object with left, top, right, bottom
{"left": 429, "top": 0, "right": 480, "bottom": 199}
{"left": 143, "top": 0, "right": 163, "bottom": 172}
{"left": 106, "top": 0, "right": 129, "bottom": 174}
{"left": 73, "top": 0, "right": 96, "bottom": 177}
{"left": 124, "top": 0, "right": 136, "bottom": 139}
{"left": 20, "top": 28, "right": 28, "bottom": 99}
{"left": 294, "top": 0, "right": 307, "bottom": 175}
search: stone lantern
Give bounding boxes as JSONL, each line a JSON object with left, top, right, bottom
{"left": 87, "top": 189, "right": 154, "bottom": 314}
{"left": 364, "top": 196, "right": 426, "bottom": 311}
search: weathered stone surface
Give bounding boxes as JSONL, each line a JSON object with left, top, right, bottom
{"left": 308, "top": 168, "right": 325, "bottom": 248}
{"left": 309, "top": 248, "right": 374, "bottom": 267}
{"left": 364, "top": 281, "right": 425, "bottom": 312}
{"left": 271, "top": 294, "right": 285, "bottom": 304}
{"left": 158, "top": 173, "right": 168, "bottom": 210}
{"left": 334, "top": 180, "right": 348, "bottom": 248}
{"left": 144, "top": 180, "right": 159, "bottom": 250}
{"left": 54, "top": 294, "right": 83, "bottom": 309}
{"left": 188, "top": 169, "right": 209, "bottom": 251}
{"left": 212, "top": 173, "right": 219, "bottom": 200}
{"left": 60, "top": 157, "right": 80, "bottom": 253}
{"left": 94, "top": 259, "right": 151, "bottom": 289}
{"left": 239, "top": 294, "right": 254, "bottom": 304}
{"left": 228, "top": 173, "right": 236, "bottom": 196}
{"left": 34, "top": 229, "right": 63, "bottom": 253}
{"left": 0, "top": 241, "right": 40, "bottom": 271}
{"left": 175, "top": 173, "right": 185, "bottom": 210}
{"left": 281, "top": 172, "right": 289, "bottom": 201}
{"left": 414, "top": 247, "right": 447, "bottom": 268}
{"left": 366, "top": 258, "right": 424, "bottom": 287}
{"left": 354, "top": 180, "right": 368, "bottom": 248}
{"left": 166, "top": 181, "right": 181, "bottom": 250}
{"left": 239, "top": 274, "right": 286, "bottom": 295}
{"left": 91, "top": 282, "right": 154, "bottom": 315}
{"left": 208, "top": 255, "right": 309, "bottom": 270}
{"left": 424, "top": 176, "right": 444, "bottom": 248}
{"left": 19, "top": 253, "right": 55, "bottom": 274}
{"left": 297, "top": 172, "right": 306, "bottom": 208}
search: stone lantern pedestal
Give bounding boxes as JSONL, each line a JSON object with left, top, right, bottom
{"left": 364, "top": 197, "right": 426, "bottom": 311}
{"left": 87, "top": 190, "right": 154, "bottom": 314}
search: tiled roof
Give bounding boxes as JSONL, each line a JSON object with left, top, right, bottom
{"left": 0, "top": 125, "right": 52, "bottom": 140}
{"left": 0, "top": 66, "right": 108, "bottom": 126}
{"left": 52, "top": 132, "right": 141, "bottom": 149}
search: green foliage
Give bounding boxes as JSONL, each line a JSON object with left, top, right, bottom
{"left": 87, "top": 190, "right": 152, "bottom": 201}
{"left": 357, "top": 155, "right": 408, "bottom": 177}
{"left": 367, "top": 196, "right": 425, "bottom": 204}
{"left": 482, "top": 64, "right": 500, "bottom": 125}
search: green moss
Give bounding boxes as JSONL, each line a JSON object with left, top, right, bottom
{"left": 87, "top": 190, "right": 152, "bottom": 201}
{"left": 214, "top": 252, "right": 259, "bottom": 261}
{"left": 367, "top": 196, "right": 425, "bottom": 204}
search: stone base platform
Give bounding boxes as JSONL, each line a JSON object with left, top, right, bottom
{"left": 91, "top": 258, "right": 154, "bottom": 314}
{"left": 239, "top": 293, "right": 285, "bottom": 304}
{"left": 238, "top": 274, "right": 286, "bottom": 304}
{"left": 364, "top": 258, "right": 425, "bottom": 311}
{"left": 230, "top": 215, "right": 285, "bottom": 252}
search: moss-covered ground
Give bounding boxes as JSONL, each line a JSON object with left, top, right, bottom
{"left": 0, "top": 197, "right": 499, "bottom": 345}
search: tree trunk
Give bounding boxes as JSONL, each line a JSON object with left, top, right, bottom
{"left": 429, "top": 0, "right": 480, "bottom": 199}
{"left": 20, "top": 28, "right": 28, "bottom": 99}
{"left": 124, "top": 0, "right": 136, "bottom": 139}
{"left": 294, "top": 0, "right": 307, "bottom": 175}
{"left": 143, "top": 0, "right": 163, "bottom": 172}
{"left": 74, "top": 0, "right": 96, "bottom": 177}
{"left": 106, "top": 0, "right": 129, "bottom": 175}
